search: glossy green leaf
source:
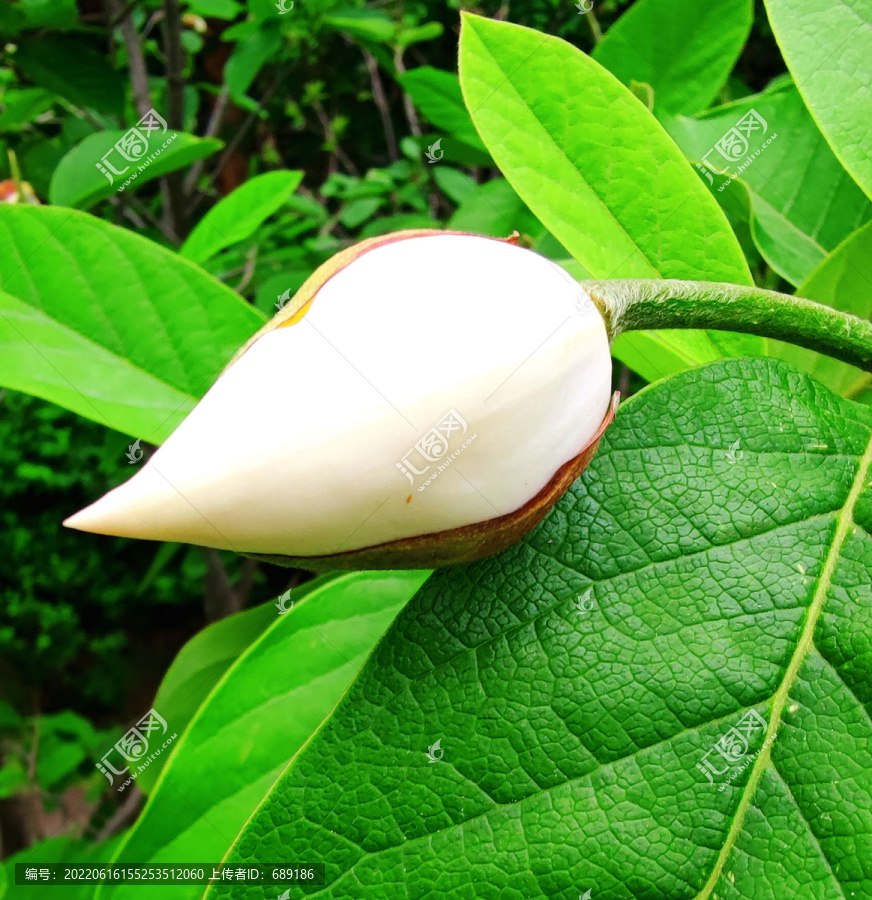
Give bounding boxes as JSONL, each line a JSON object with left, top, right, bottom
{"left": 50, "top": 131, "right": 222, "bottom": 210}
{"left": 769, "top": 219, "right": 872, "bottom": 401}
{"left": 396, "top": 22, "right": 443, "bottom": 48}
{"left": 665, "top": 82, "right": 872, "bottom": 285}
{"left": 15, "top": 35, "right": 124, "bottom": 116}
{"left": 593, "top": 0, "right": 752, "bottom": 116}
{"left": 224, "top": 24, "right": 283, "bottom": 100}
{"left": 459, "top": 14, "right": 756, "bottom": 383}
{"left": 0, "top": 206, "right": 263, "bottom": 443}
{"left": 207, "top": 356, "right": 872, "bottom": 899}
{"left": 763, "top": 0, "right": 872, "bottom": 201}
{"left": 180, "top": 170, "right": 303, "bottom": 264}
{"left": 99, "top": 571, "right": 430, "bottom": 900}
{"left": 322, "top": 8, "right": 396, "bottom": 43}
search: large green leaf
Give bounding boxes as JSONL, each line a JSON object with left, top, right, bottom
{"left": 665, "top": 81, "right": 872, "bottom": 286}
{"left": 592, "top": 0, "right": 752, "bottom": 116}
{"left": 180, "top": 170, "right": 303, "bottom": 264}
{"left": 50, "top": 131, "right": 222, "bottom": 210}
{"left": 207, "top": 356, "right": 872, "bottom": 899}
{"left": 763, "top": 0, "right": 872, "bottom": 201}
{"left": 99, "top": 571, "right": 430, "bottom": 900}
{"left": 459, "top": 14, "right": 757, "bottom": 383}
{"left": 0, "top": 289, "right": 195, "bottom": 443}
{"left": 0, "top": 206, "right": 263, "bottom": 442}
{"left": 769, "top": 219, "right": 872, "bottom": 401}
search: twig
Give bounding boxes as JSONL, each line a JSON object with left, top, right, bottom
{"left": 617, "top": 364, "right": 631, "bottom": 397}
{"left": 111, "top": 0, "right": 152, "bottom": 119}
{"left": 26, "top": 691, "right": 40, "bottom": 783}
{"left": 200, "top": 548, "right": 244, "bottom": 621}
{"left": 311, "top": 100, "right": 359, "bottom": 176}
{"left": 108, "top": 193, "right": 176, "bottom": 242}
{"left": 585, "top": 6, "right": 603, "bottom": 45}
{"left": 393, "top": 46, "right": 421, "bottom": 137}
{"left": 93, "top": 787, "right": 144, "bottom": 842}
{"left": 235, "top": 246, "right": 258, "bottom": 292}
{"left": 362, "top": 49, "right": 398, "bottom": 161}
{"left": 234, "top": 558, "right": 259, "bottom": 608}
{"left": 183, "top": 85, "right": 230, "bottom": 195}
{"left": 189, "top": 66, "right": 291, "bottom": 216}
{"left": 110, "top": 0, "right": 145, "bottom": 28}
{"left": 161, "top": 0, "right": 189, "bottom": 239}
{"left": 7, "top": 150, "right": 23, "bottom": 201}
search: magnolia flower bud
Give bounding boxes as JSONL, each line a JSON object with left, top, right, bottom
{"left": 65, "top": 231, "right": 615, "bottom": 569}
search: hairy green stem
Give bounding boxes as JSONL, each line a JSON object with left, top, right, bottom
{"left": 582, "top": 279, "right": 872, "bottom": 373}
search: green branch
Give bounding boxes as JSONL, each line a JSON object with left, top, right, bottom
{"left": 583, "top": 279, "right": 872, "bottom": 373}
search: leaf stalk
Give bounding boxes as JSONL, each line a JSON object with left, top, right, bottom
{"left": 583, "top": 279, "right": 872, "bottom": 373}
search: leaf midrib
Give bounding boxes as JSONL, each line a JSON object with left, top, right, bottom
{"left": 468, "top": 27, "right": 663, "bottom": 278}
{"left": 694, "top": 427, "right": 872, "bottom": 899}
{"left": 289, "top": 434, "right": 872, "bottom": 899}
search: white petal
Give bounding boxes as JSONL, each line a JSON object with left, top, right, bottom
{"left": 65, "top": 234, "right": 611, "bottom": 557}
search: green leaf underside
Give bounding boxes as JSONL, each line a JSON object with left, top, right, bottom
{"left": 99, "top": 572, "right": 430, "bottom": 900}
{"left": 763, "top": 0, "right": 872, "bottom": 203}
{"left": 459, "top": 15, "right": 760, "bottom": 384}
{"left": 180, "top": 170, "right": 304, "bottom": 265}
{"left": 207, "top": 357, "right": 872, "bottom": 899}
{"left": 0, "top": 206, "right": 263, "bottom": 443}
{"left": 50, "top": 131, "right": 222, "bottom": 210}
{"left": 770, "top": 218, "right": 872, "bottom": 402}
{"left": 592, "top": 0, "right": 752, "bottom": 116}
{"left": 665, "top": 83, "right": 872, "bottom": 287}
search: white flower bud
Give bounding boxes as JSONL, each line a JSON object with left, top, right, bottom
{"left": 65, "top": 231, "right": 614, "bottom": 568}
